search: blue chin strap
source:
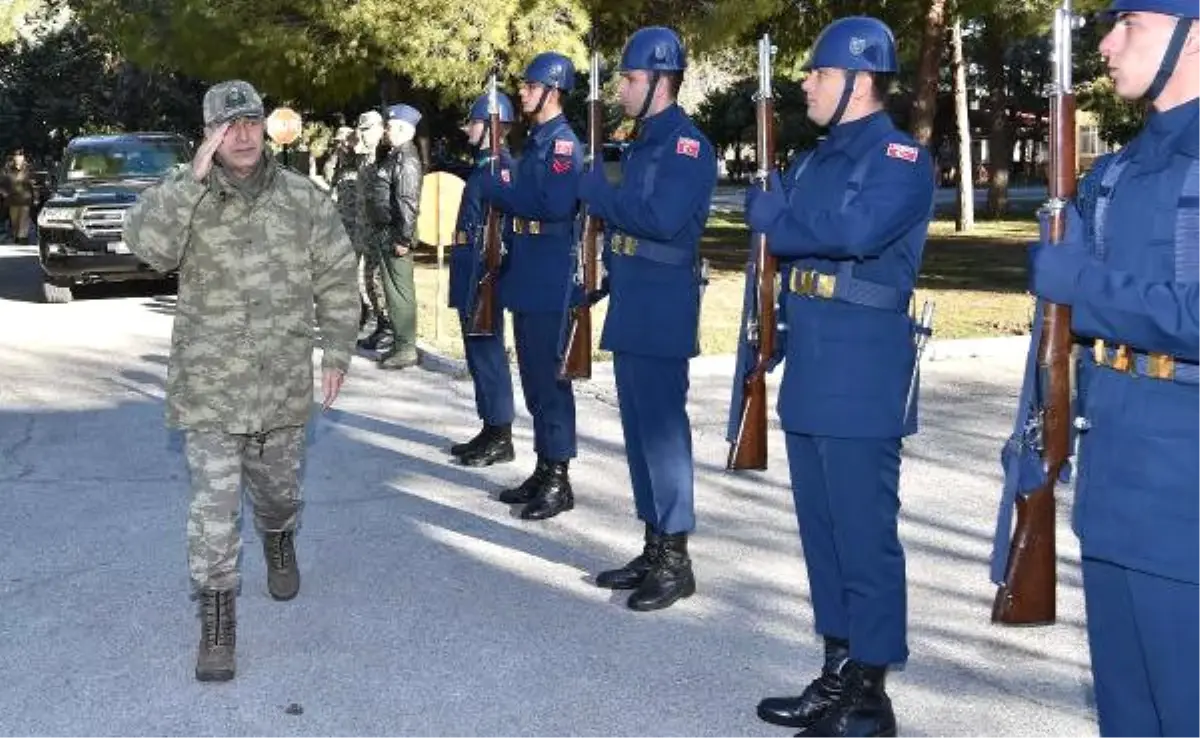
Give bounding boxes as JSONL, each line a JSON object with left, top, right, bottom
{"left": 1146, "top": 18, "right": 1193, "bottom": 102}
{"left": 828, "top": 70, "right": 857, "bottom": 127}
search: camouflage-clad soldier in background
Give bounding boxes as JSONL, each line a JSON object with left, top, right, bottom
{"left": 354, "top": 109, "right": 393, "bottom": 352}
{"left": 327, "top": 126, "right": 371, "bottom": 329}
{"left": 122, "top": 80, "right": 359, "bottom": 683}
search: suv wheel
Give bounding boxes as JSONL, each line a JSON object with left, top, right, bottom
{"left": 42, "top": 279, "right": 73, "bottom": 304}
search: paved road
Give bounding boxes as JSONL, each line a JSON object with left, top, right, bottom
{"left": 0, "top": 242, "right": 1094, "bottom": 736}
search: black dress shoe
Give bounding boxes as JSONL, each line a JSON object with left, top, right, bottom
{"left": 520, "top": 461, "right": 573, "bottom": 520}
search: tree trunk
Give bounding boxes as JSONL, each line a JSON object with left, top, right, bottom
{"left": 982, "top": 16, "right": 1012, "bottom": 217}
{"left": 952, "top": 17, "right": 975, "bottom": 232}
{"left": 909, "top": 0, "right": 948, "bottom": 147}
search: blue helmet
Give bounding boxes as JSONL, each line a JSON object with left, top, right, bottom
{"left": 619, "top": 26, "right": 688, "bottom": 72}
{"left": 523, "top": 52, "right": 576, "bottom": 92}
{"left": 385, "top": 103, "right": 421, "bottom": 127}
{"left": 803, "top": 16, "right": 899, "bottom": 73}
{"left": 468, "top": 91, "right": 515, "bottom": 123}
{"left": 1104, "top": 0, "right": 1198, "bottom": 17}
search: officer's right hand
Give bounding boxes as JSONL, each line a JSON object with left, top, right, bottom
{"left": 191, "top": 122, "right": 231, "bottom": 182}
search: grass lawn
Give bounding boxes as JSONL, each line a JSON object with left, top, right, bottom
{"left": 411, "top": 213, "right": 1038, "bottom": 359}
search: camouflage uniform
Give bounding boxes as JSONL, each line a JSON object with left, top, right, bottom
{"left": 355, "top": 154, "right": 390, "bottom": 329}
{"left": 123, "top": 156, "right": 359, "bottom": 593}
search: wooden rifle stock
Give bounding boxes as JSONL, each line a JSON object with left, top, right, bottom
{"left": 560, "top": 52, "right": 604, "bottom": 381}
{"left": 993, "top": 1, "right": 1077, "bottom": 626}
{"left": 468, "top": 77, "right": 504, "bottom": 337}
{"left": 727, "top": 35, "right": 777, "bottom": 472}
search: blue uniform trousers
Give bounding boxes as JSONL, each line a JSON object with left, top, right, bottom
{"left": 512, "top": 310, "right": 576, "bottom": 461}
{"left": 1082, "top": 558, "right": 1199, "bottom": 737}
{"left": 613, "top": 352, "right": 695, "bottom": 534}
{"left": 785, "top": 433, "right": 907, "bottom": 666}
{"left": 456, "top": 309, "right": 515, "bottom": 426}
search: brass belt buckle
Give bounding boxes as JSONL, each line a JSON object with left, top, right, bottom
{"left": 1112, "top": 344, "right": 1133, "bottom": 373}
{"left": 1146, "top": 353, "right": 1175, "bottom": 380}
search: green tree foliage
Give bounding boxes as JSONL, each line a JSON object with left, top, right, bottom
{"left": 68, "top": 0, "right": 592, "bottom": 109}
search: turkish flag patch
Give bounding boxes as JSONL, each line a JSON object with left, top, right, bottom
{"left": 500, "top": 169, "right": 511, "bottom": 184}
{"left": 551, "top": 159, "right": 572, "bottom": 174}
{"left": 676, "top": 137, "right": 700, "bottom": 158}
{"left": 886, "top": 143, "right": 919, "bottom": 163}
{"left": 554, "top": 139, "right": 574, "bottom": 156}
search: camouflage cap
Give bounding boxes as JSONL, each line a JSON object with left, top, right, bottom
{"left": 203, "top": 80, "right": 265, "bottom": 127}
{"left": 356, "top": 110, "right": 383, "bottom": 130}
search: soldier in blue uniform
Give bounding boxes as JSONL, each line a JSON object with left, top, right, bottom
{"left": 1027, "top": 1, "right": 1198, "bottom": 734}
{"left": 578, "top": 27, "right": 717, "bottom": 611}
{"left": 484, "top": 52, "right": 584, "bottom": 520}
{"left": 743, "top": 17, "right": 934, "bottom": 737}
{"left": 447, "top": 90, "right": 518, "bottom": 467}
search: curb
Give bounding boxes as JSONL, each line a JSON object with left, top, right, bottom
{"left": 413, "top": 334, "right": 1031, "bottom": 380}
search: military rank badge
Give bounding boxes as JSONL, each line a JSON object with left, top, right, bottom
{"left": 676, "top": 137, "right": 700, "bottom": 158}
{"left": 886, "top": 143, "right": 919, "bottom": 163}
{"left": 554, "top": 140, "right": 574, "bottom": 156}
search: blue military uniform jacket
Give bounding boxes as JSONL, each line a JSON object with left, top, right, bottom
{"left": 760, "top": 111, "right": 934, "bottom": 438}
{"left": 583, "top": 104, "right": 717, "bottom": 358}
{"left": 487, "top": 114, "right": 583, "bottom": 313}
{"left": 1033, "top": 100, "right": 1199, "bottom": 584}
{"left": 448, "top": 148, "right": 514, "bottom": 311}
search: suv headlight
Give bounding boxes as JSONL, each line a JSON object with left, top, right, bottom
{"left": 37, "top": 207, "right": 77, "bottom": 229}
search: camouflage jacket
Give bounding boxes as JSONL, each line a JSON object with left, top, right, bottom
{"left": 123, "top": 157, "right": 359, "bottom": 434}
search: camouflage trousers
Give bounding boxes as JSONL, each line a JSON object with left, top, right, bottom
{"left": 183, "top": 427, "right": 306, "bottom": 591}
{"left": 358, "top": 248, "right": 389, "bottom": 325}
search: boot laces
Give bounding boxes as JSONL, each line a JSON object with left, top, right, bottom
{"left": 268, "top": 531, "right": 294, "bottom": 571}
{"left": 203, "top": 591, "right": 235, "bottom": 647}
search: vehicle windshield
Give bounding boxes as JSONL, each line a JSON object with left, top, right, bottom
{"left": 63, "top": 139, "right": 189, "bottom": 181}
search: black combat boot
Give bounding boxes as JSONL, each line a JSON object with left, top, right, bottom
{"left": 450, "top": 424, "right": 489, "bottom": 457}
{"left": 757, "top": 636, "right": 850, "bottom": 728}
{"left": 794, "top": 661, "right": 896, "bottom": 738}
{"left": 195, "top": 588, "right": 236, "bottom": 682}
{"left": 596, "top": 522, "right": 660, "bottom": 590}
{"left": 498, "top": 457, "right": 551, "bottom": 504}
{"left": 627, "top": 532, "right": 695, "bottom": 611}
{"left": 263, "top": 530, "right": 300, "bottom": 601}
{"left": 520, "top": 460, "right": 574, "bottom": 520}
{"left": 356, "top": 317, "right": 394, "bottom": 351}
{"left": 458, "top": 424, "right": 515, "bottom": 467}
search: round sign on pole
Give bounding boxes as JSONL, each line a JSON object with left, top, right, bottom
{"left": 266, "top": 107, "right": 303, "bottom": 146}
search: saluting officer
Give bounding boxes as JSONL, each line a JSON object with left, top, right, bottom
{"left": 1027, "top": 1, "right": 1198, "bottom": 734}
{"left": 578, "top": 27, "right": 717, "bottom": 611}
{"left": 743, "top": 17, "right": 934, "bottom": 737}
{"left": 485, "top": 53, "right": 584, "bottom": 521}
{"left": 447, "top": 89, "right": 518, "bottom": 468}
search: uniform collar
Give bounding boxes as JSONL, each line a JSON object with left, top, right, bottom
{"left": 530, "top": 114, "right": 567, "bottom": 144}
{"left": 1143, "top": 97, "right": 1199, "bottom": 159}
{"left": 824, "top": 110, "right": 893, "bottom": 157}
{"left": 636, "top": 104, "right": 684, "bottom": 141}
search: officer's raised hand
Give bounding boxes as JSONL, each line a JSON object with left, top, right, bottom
{"left": 191, "top": 122, "right": 231, "bottom": 182}
{"left": 1028, "top": 203, "right": 1089, "bottom": 305}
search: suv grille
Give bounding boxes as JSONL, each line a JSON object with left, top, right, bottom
{"left": 78, "top": 205, "right": 131, "bottom": 240}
